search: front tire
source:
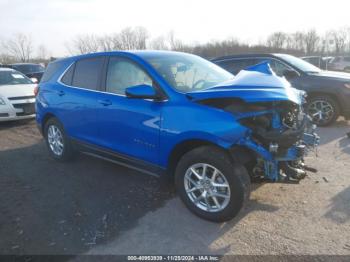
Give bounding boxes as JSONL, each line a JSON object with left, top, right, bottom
{"left": 44, "top": 118, "right": 74, "bottom": 161}
{"left": 175, "top": 146, "right": 250, "bottom": 222}
{"left": 307, "top": 95, "right": 339, "bottom": 126}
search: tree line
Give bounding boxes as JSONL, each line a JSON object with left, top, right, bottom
{"left": 1, "top": 26, "right": 350, "bottom": 64}
{"left": 0, "top": 33, "right": 51, "bottom": 64}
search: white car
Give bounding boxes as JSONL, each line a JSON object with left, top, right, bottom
{"left": 0, "top": 68, "right": 37, "bottom": 121}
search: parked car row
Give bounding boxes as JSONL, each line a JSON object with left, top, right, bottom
{"left": 301, "top": 56, "right": 333, "bottom": 70}
{"left": 0, "top": 68, "right": 37, "bottom": 121}
{"left": 0, "top": 63, "right": 45, "bottom": 82}
{"left": 301, "top": 55, "right": 350, "bottom": 73}
{"left": 327, "top": 56, "right": 350, "bottom": 72}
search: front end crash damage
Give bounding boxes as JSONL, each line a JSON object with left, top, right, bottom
{"left": 234, "top": 100, "right": 319, "bottom": 181}
{"left": 189, "top": 62, "right": 320, "bottom": 182}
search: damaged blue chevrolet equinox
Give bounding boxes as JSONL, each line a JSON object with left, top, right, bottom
{"left": 36, "top": 51, "right": 319, "bottom": 222}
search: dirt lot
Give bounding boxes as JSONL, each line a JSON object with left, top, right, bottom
{"left": 0, "top": 119, "right": 349, "bottom": 256}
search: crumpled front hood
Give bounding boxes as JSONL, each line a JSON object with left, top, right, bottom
{"left": 187, "top": 62, "right": 304, "bottom": 104}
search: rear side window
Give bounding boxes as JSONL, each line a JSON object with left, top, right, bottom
{"left": 41, "top": 62, "right": 63, "bottom": 83}
{"left": 61, "top": 63, "right": 75, "bottom": 86}
{"left": 72, "top": 57, "right": 104, "bottom": 90}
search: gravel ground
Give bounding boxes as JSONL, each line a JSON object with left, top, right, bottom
{"left": 0, "top": 120, "right": 174, "bottom": 255}
{"left": 0, "top": 119, "right": 349, "bottom": 256}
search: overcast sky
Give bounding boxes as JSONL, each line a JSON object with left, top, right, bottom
{"left": 0, "top": 0, "right": 349, "bottom": 56}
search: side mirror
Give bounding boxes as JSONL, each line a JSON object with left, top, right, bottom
{"left": 125, "top": 84, "right": 159, "bottom": 100}
{"left": 283, "top": 69, "right": 299, "bottom": 80}
{"left": 30, "top": 77, "right": 38, "bottom": 83}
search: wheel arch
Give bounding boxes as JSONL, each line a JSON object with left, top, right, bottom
{"left": 41, "top": 112, "right": 57, "bottom": 134}
{"left": 166, "top": 139, "right": 255, "bottom": 177}
{"left": 167, "top": 139, "right": 224, "bottom": 176}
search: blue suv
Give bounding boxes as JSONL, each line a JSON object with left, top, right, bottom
{"left": 36, "top": 51, "right": 319, "bottom": 222}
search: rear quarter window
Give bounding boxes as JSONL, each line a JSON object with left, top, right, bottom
{"left": 61, "top": 63, "right": 75, "bottom": 86}
{"left": 40, "top": 62, "right": 63, "bottom": 83}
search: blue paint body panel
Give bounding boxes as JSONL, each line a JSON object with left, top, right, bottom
{"left": 36, "top": 51, "right": 318, "bottom": 180}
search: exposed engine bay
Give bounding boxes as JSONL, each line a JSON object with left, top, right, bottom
{"left": 200, "top": 97, "right": 320, "bottom": 182}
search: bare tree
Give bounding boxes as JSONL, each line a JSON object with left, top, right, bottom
{"left": 2, "top": 33, "right": 33, "bottom": 62}
{"left": 319, "top": 33, "right": 333, "bottom": 55}
{"left": 267, "top": 32, "right": 287, "bottom": 49}
{"left": 304, "top": 29, "right": 320, "bottom": 54}
{"left": 133, "top": 26, "right": 149, "bottom": 49}
{"left": 148, "top": 36, "right": 169, "bottom": 50}
{"left": 0, "top": 53, "right": 14, "bottom": 64}
{"left": 119, "top": 27, "right": 137, "bottom": 50}
{"left": 328, "top": 28, "right": 348, "bottom": 54}
{"left": 65, "top": 26, "right": 350, "bottom": 59}
{"left": 285, "top": 34, "right": 294, "bottom": 50}
{"left": 97, "top": 35, "right": 113, "bottom": 52}
{"left": 267, "top": 32, "right": 288, "bottom": 49}
{"left": 66, "top": 34, "right": 100, "bottom": 55}
{"left": 113, "top": 27, "right": 149, "bottom": 50}
{"left": 291, "top": 32, "right": 306, "bottom": 52}
{"left": 36, "top": 44, "right": 51, "bottom": 60}
{"left": 345, "top": 27, "right": 350, "bottom": 53}
{"left": 167, "top": 31, "right": 185, "bottom": 51}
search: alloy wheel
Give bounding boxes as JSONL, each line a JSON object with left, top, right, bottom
{"left": 308, "top": 99, "right": 334, "bottom": 125}
{"left": 47, "top": 125, "right": 64, "bottom": 156}
{"left": 184, "top": 163, "right": 231, "bottom": 212}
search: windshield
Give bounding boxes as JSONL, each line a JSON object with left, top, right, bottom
{"left": 12, "top": 64, "right": 45, "bottom": 74}
{"left": 0, "top": 70, "right": 33, "bottom": 85}
{"left": 142, "top": 53, "right": 234, "bottom": 93}
{"left": 276, "top": 54, "right": 321, "bottom": 73}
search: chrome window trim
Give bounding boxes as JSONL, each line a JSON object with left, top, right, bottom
{"left": 57, "top": 61, "right": 168, "bottom": 102}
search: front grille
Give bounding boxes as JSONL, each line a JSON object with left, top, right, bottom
{"left": 13, "top": 103, "right": 35, "bottom": 116}
{"left": 0, "top": 113, "right": 9, "bottom": 117}
{"left": 8, "top": 95, "right": 35, "bottom": 101}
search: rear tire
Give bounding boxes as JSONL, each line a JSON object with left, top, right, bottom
{"left": 44, "top": 118, "right": 74, "bottom": 161}
{"left": 307, "top": 95, "right": 339, "bottom": 126}
{"left": 175, "top": 146, "right": 250, "bottom": 222}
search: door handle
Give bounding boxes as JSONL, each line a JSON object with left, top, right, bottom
{"left": 57, "top": 90, "right": 65, "bottom": 96}
{"left": 98, "top": 99, "right": 112, "bottom": 106}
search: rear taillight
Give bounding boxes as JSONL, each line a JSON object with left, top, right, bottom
{"left": 34, "top": 84, "right": 39, "bottom": 97}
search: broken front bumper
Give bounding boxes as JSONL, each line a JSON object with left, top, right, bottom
{"left": 238, "top": 121, "right": 320, "bottom": 181}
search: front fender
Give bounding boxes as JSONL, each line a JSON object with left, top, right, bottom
{"left": 159, "top": 102, "right": 248, "bottom": 166}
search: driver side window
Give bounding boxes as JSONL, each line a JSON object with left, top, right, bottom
{"left": 269, "top": 60, "right": 294, "bottom": 77}
{"left": 106, "top": 57, "right": 153, "bottom": 95}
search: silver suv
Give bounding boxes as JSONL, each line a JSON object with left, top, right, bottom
{"left": 328, "top": 56, "right": 350, "bottom": 72}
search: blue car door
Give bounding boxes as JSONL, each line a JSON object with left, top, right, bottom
{"left": 96, "top": 56, "right": 163, "bottom": 166}
{"left": 58, "top": 56, "right": 105, "bottom": 145}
